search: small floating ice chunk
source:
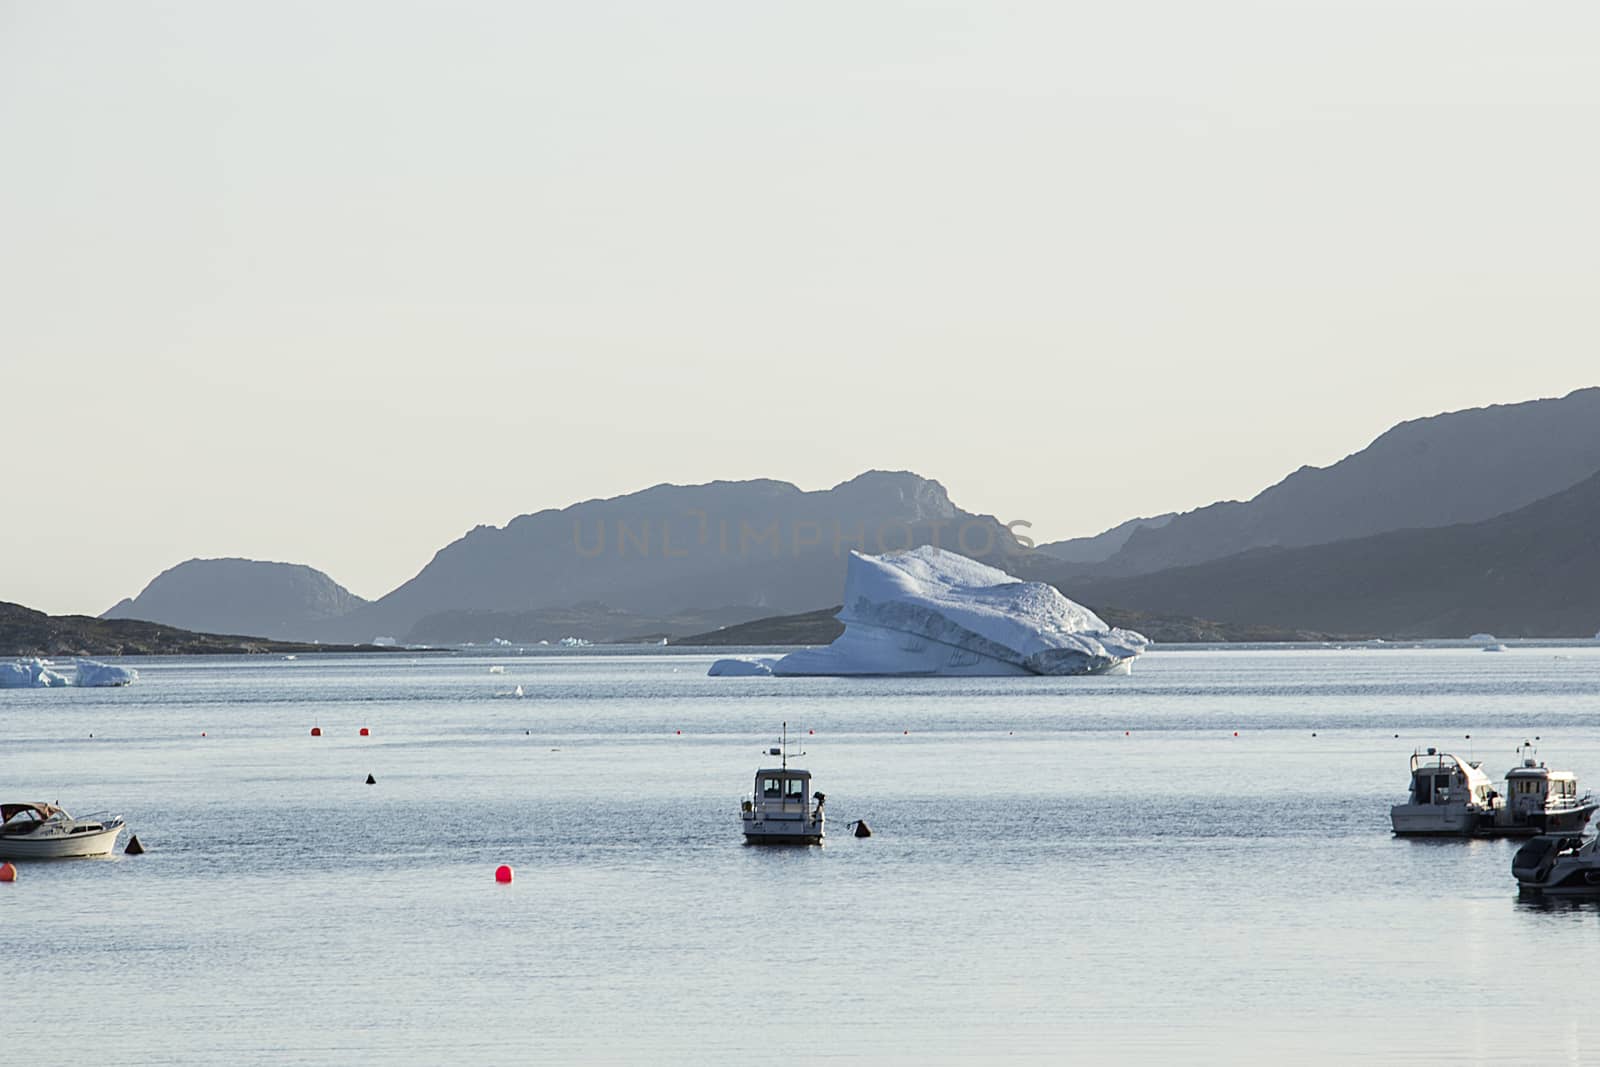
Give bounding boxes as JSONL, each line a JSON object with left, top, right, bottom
{"left": 558, "top": 636, "right": 592, "bottom": 648}
{"left": 371, "top": 636, "right": 399, "bottom": 647}
{"left": 1468, "top": 633, "right": 1497, "bottom": 643}
{"left": 1483, "top": 643, "right": 1511, "bottom": 653}
{"left": 707, "top": 657, "right": 778, "bottom": 677}
{"left": 488, "top": 665, "right": 506, "bottom": 674}
{"left": 73, "top": 660, "right": 138, "bottom": 687}
{"left": 491, "top": 637, "right": 512, "bottom": 647}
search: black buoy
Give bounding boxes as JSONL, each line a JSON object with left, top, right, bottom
{"left": 125, "top": 834, "right": 145, "bottom": 855}
{"left": 853, "top": 820, "right": 872, "bottom": 838}
{"left": 365, "top": 773, "right": 376, "bottom": 785}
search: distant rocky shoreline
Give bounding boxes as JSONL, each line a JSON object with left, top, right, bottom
{"left": 0, "top": 601, "right": 423, "bottom": 658}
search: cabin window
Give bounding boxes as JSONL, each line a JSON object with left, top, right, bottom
{"left": 1414, "top": 778, "right": 1432, "bottom": 803}
{"left": 761, "top": 778, "right": 782, "bottom": 798}
{"left": 783, "top": 779, "right": 806, "bottom": 799}
{"left": 1433, "top": 777, "right": 1452, "bottom": 803}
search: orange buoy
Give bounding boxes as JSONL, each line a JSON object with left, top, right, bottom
{"left": 0, "top": 862, "right": 16, "bottom": 883}
{"left": 359, "top": 727, "right": 370, "bottom": 737}
{"left": 310, "top": 727, "right": 321, "bottom": 737}
{"left": 495, "top": 864, "right": 514, "bottom": 884}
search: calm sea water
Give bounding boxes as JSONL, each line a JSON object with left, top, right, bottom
{"left": 5, "top": 645, "right": 1600, "bottom": 1065}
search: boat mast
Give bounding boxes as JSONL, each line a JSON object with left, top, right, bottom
{"left": 781, "top": 721, "right": 788, "bottom": 770}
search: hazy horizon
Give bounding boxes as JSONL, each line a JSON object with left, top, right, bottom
{"left": 4, "top": 2, "right": 1598, "bottom": 616}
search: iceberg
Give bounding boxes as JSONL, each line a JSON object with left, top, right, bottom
{"left": 73, "top": 660, "right": 139, "bottom": 687}
{"left": 1, "top": 658, "right": 70, "bottom": 687}
{"left": 1, "top": 658, "right": 139, "bottom": 687}
{"left": 713, "top": 547, "right": 1148, "bottom": 678}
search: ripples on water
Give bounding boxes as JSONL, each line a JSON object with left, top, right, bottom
{"left": 4, "top": 645, "right": 1600, "bottom": 1064}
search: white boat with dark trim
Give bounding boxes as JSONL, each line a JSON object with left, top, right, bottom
{"left": 740, "top": 723, "right": 824, "bottom": 846}
{"left": 0, "top": 802, "right": 126, "bottom": 859}
{"left": 1511, "top": 834, "right": 1600, "bottom": 896}
{"left": 1390, "top": 749, "right": 1500, "bottom": 835}
{"left": 1497, "top": 743, "right": 1598, "bottom": 836}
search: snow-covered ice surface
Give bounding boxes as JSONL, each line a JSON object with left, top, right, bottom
{"left": 1, "top": 658, "right": 138, "bottom": 687}
{"left": 73, "top": 659, "right": 139, "bottom": 686}
{"left": 711, "top": 548, "right": 1148, "bottom": 678}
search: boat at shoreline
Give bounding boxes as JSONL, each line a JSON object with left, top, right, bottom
{"left": 0, "top": 802, "right": 126, "bottom": 859}
{"left": 740, "top": 723, "right": 824, "bottom": 846}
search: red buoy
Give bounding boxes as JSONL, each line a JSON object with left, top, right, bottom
{"left": 310, "top": 727, "right": 322, "bottom": 737}
{"left": 0, "top": 862, "right": 16, "bottom": 883}
{"left": 359, "top": 727, "right": 370, "bottom": 737}
{"left": 495, "top": 864, "right": 514, "bottom": 884}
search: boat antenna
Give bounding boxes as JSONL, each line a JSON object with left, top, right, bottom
{"left": 782, "top": 721, "right": 787, "bottom": 770}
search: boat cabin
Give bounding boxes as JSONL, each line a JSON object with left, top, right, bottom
{"left": 1407, "top": 751, "right": 1496, "bottom": 809}
{"left": 0, "top": 802, "right": 61, "bottom": 834}
{"left": 752, "top": 769, "right": 812, "bottom": 813}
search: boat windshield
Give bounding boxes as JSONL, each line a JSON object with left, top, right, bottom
{"left": 757, "top": 776, "right": 808, "bottom": 799}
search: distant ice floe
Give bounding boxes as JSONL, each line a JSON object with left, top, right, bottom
{"left": 0, "top": 658, "right": 138, "bottom": 688}
{"left": 491, "top": 637, "right": 512, "bottom": 647}
{"left": 558, "top": 637, "right": 592, "bottom": 648}
{"left": 371, "top": 636, "right": 399, "bottom": 647}
{"left": 710, "top": 547, "right": 1148, "bottom": 678}
{"left": 1483, "top": 643, "right": 1511, "bottom": 653}
{"left": 1468, "top": 633, "right": 1497, "bottom": 643}
{"left": 707, "top": 657, "right": 779, "bottom": 677}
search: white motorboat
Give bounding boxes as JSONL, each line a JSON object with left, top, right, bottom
{"left": 1496, "top": 743, "right": 1598, "bottom": 836}
{"left": 1511, "top": 833, "right": 1600, "bottom": 896}
{"left": 1390, "top": 749, "right": 1500, "bottom": 835}
{"left": 740, "top": 723, "right": 824, "bottom": 846}
{"left": 0, "top": 802, "right": 125, "bottom": 859}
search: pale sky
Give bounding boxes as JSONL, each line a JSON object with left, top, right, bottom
{"left": 3, "top": 1, "right": 1597, "bottom": 616}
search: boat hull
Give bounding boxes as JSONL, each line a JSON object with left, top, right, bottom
{"left": 0, "top": 822, "right": 123, "bottom": 859}
{"left": 741, "top": 816, "right": 824, "bottom": 846}
{"left": 743, "top": 830, "right": 824, "bottom": 846}
{"left": 1390, "top": 804, "right": 1479, "bottom": 836}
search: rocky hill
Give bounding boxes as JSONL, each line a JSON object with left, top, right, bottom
{"left": 313, "top": 470, "right": 1031, "bottom": 643}
{"left": 1060, "top": 470, "right": 1600, "bottom": 637}
{"left": 3, "top": 601, "right": 398, "bottom": 657}
{"left": 1077, "top": 387, "right": 1600, "bottom": 577}
{"left": 104, "top": 558, "right": 369, "bottom": 641}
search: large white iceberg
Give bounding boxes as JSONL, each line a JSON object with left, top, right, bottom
{"left": 0, "top": 658, "right": 139, "bottom": 688}
{"left": 711, "top": 547, "right": 1148, "bottom": 678}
